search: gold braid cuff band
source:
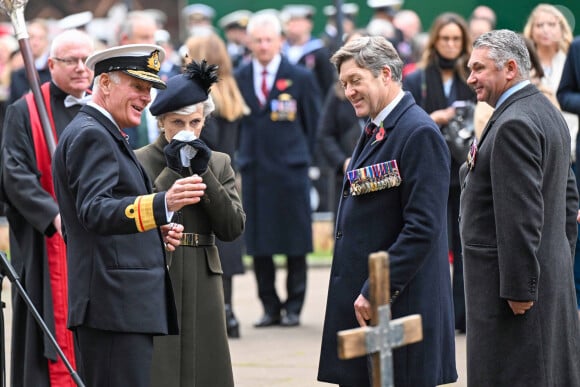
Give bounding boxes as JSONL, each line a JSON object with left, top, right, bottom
{"left": 125, "top": 194, "right": 157, "bottom": 232}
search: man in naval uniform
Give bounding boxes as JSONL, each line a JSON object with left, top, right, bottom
{"left": 52, "top": 44, "right": 206, "bottom": 387}
{"left": 1, "top": 28, "right": 94, "bottom": 387}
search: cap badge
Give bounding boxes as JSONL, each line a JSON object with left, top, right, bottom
{"left": 147, "top": 50, "right": 161, "bottom": 72}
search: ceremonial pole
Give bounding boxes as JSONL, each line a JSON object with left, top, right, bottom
{"left": 0, "top": 252, "right": 85, "bottom": 386}
{"left": 0, "top": 0, "right": 56, "bottom": 155}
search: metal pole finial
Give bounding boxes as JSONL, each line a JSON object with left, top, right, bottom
{"left": 0, "top": 0, "right": 29, "bottom": 40}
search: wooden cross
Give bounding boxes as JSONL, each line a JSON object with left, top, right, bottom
{"left": 337, "top": 251, "right": 423, "bottom": 387}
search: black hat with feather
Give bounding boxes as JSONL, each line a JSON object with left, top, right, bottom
{"left": 149, "top": 59, "right": 218, "bottom": 116}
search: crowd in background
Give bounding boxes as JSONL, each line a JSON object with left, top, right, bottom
{"left": 0, "top": 1, "right": 580, "bottom": 386}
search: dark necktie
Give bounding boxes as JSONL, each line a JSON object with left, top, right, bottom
{"left": 261, "top": 69, "right": 269, "bottom": 101}
{"left": 365, "top": 121, "right": 378, "bottom": 138}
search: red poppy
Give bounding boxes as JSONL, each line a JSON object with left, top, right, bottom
{"left": 276, "top": 79, "right": 293, "bottom": 91}
{"left": 375, "top": 127, "right": 386, "bottom": 142}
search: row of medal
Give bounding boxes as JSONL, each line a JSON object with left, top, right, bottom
{"left": 346, "top": 160, "right": 402, "bottom": 196}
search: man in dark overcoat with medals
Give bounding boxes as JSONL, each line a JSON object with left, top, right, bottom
{"left": 317, "top": 36, "right": 457, "bottom": 386}
{"left": 234, "top": 11, "right": 321, "bottom": 327}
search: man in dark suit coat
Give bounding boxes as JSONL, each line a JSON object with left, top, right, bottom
{"left": 235, "top": 12, "right": 321, "bottom": 328}
{"left": 52, "top": 44, "right": 206, "bottom": 387}
{"left": 460, "top": 30, "right": 580, "bottom": 386}
{"left": 317, "top": 36, "right": 457, "bottom": 387}
{"left": 557, "top": 35, "right": 580, "bottom": 317}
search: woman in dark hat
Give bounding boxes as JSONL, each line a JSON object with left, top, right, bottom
{"left": 186, "top": 32, "right": 249, "bottom": 339}
{"left": 135, "top": 60, "right": 244, "bottom": 387}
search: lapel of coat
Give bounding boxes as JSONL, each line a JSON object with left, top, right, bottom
{"left": 236, "top": 64, "right": 262, "bottom": 113}
{"left": 81, "top": 105, "right": 152, "bottom": 189}
{"left": 477, "top": 84, "right": 538, "bottom": 149}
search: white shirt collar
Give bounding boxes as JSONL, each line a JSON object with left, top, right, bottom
{"left": 253, "top": 54, "right": 281, "bottom": 76}
{"left": 87, "top": 101, "right": 121, "bottom": 131}
{"left": 372, "top": 90, "right": 405, "bottom": 126}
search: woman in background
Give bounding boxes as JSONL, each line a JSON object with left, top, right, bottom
{"left": 186, "top": 32, "right": 249, "bottom": 338}
{"left": 524, "top": 4, "right": 573, "bottom": 97}
{"left": 403, "top": 12, "right": 476, "bottom": 334}
{"left": 523, "top": 3, "right": 577, "bottom": 149}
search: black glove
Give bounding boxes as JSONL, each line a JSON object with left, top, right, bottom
{"left": 189, "top": 139, "right": 212, "bottom": 174}
{"left": 163, "top": 140, "right": 187, "bottom": 174}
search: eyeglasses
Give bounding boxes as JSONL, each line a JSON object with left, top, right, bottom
{"left": 438, "top": 36, "right": 463, "bottom": 44}
{"left": 52, "top": 57, "right": 88, "bottom": 66}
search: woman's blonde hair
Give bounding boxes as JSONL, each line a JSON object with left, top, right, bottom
{"left": 523, "top": 3, "right": 573, "bottom": 53}
{"left": 185, "top": 33, "right": 248, "bottom": 121}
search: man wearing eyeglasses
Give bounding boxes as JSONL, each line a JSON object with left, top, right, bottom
{"left": 0, "top": 28, "right": 94, "bottom": 387}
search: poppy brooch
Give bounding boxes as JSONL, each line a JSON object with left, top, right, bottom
{"left": 371, "top": 122, "right": 386, "bottom": 145}
{"left": 276, "top": 79, "right": 293, "bottom": 91}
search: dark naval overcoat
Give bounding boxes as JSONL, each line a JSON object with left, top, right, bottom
{"left": 52, "top": 105, "right": 178, "bottom": 336}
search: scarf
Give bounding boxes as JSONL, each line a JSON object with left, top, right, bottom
{"left": 421, "top": 62, "right": 475, "bottom": 114}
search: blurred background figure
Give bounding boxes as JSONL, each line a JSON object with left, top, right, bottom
{"left": 118, "top": 10, "right": 158, "bottom": 46}
{"left": 470, "top": 5, "right": 497, "bottom": 26}
{"left": 9, "top": 19, "right": 50, "bottom": 104}
{"left": 182, "top": 3, "right": 215, "bottom": 38}
{"left": 468, "top": 5, "right": 497, "bottom": 41}
{"left": 218, "top": 10, "right": 253, "bottom": 69}
{"left": 393, "top": 9, "right": 422, "bottom": 65}
{"left": 320, "top": 2, "right": 359, "bottom": 54}
{"left": 367, "top": 0, "right": 403, "bottom": 23}
{"left": 0, "top": 34, "right": 18, "bottom": 123}
{"left": 403, "top": 12, "right": 476, "bottom": 334}
{"left": 281, "top": 4, "right": 335, "bottom": 213}
{"left": 86, "top": 17, "right": 116, "bottom": 49}
{"left": 366, "top": 0, "right": 404, "bottom": 45}
{"left": 155, "top": 29, "right": 181, "bottom": 82}
{"left": 523, "top": 3, "right": 577, "bottom": 149}
{"left": 142, "top": 8, "right": 168, "bottom": 30}
{"left": 281, "top": 4, "right": 335, "bottom": 96}
{"left": 185, "top": 31, "right": 249, "bottom": 338}
{"left": 234, "top": 12, "right": 321, "bottom": 328}
{"left": 56, "top": 10, "right": 93, "bottom": 32}
{"left": 366, "top": 17, "right": 397, "bottom": 42}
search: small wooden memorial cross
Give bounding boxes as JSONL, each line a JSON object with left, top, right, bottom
{"left": 337, "top": 251, "right": 423, "bottom": 387}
